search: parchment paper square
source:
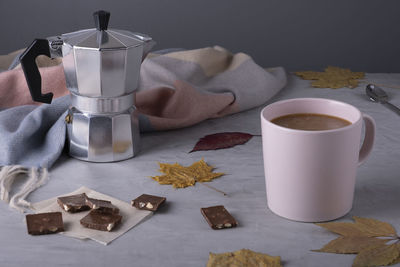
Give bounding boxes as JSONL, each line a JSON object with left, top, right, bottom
{"left": 31, "top": 186, "right": 152, "bottom": 245}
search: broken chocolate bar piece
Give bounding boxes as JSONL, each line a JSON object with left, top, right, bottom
{"left": 26, "top": 212, "right": 64, "bottom": 235}
{"left": 131, "top": 194, "right": 166, "bottom": 211}
{"left": 80, "top": 210, "right": 122, "bottom": 232}
{"left": 57, "top": 193, "right": 90, "bottom": 213}
{"left": 85, "top": 197, "right": 119, "bottom": 214}
{"left": 200, "top": 205, "right": 238, "bottom": 230}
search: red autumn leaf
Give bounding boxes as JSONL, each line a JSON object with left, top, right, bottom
{"left": 190, "top": 132, "right": 255, "bottom": 152}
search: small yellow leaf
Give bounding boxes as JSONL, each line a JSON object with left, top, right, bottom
{"left": 151, "top": 159, "right": 224, "bottom": 188}
{"left": 295, "top": 66, "right": 365, "bottom": 89}
{"left": 353, "top": 217, "right": 397, "bottom": 237}
{"left": 352, "top": 244, "right": 399, "bottom": 267}
{"left": 207, "top": 249, "right": 282, "bottom": 267}
{"left": 313, "top": 236, "right": 388, "bottom": 254}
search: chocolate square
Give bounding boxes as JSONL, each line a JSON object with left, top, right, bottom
{"left": 201, "top": 205, "right": 238, "bottom": 230}
{"left": 131, "top": 194, "right": 166, "bottom": 211}
{"left": 26, "top": 212, "right": 64, "bottom": 235}
{"left": 57, "top": 193, "right": 90, "bottom": 213}
{"left": 80, "top": 210, "right": 122, "bottom": 232}
{"left": 85, "top": 197, "right": 119, "bottom": 214}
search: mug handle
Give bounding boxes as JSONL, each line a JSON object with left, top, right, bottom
{"left": 358, "top": 114, "right": 376, "bottom": 166}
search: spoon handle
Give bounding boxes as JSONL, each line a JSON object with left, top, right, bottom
{"left": 382, "top": 101, "right": 400, "bottom": 116}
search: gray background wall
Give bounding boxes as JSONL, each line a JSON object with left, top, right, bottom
{"left": 1, "top": 0, "right": 399, "bottom": 72}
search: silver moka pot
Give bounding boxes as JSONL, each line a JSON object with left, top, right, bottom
{"left": 20, "top": 10, "right": 155, "bottom": 162}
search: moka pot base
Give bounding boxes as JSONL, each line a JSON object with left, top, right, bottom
{"left": 65, "top": 92, "right": 140, "bottom": 163}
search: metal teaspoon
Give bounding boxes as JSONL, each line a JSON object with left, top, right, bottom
{"left": 366, "top": 84, "right": 400, "bottom": 116}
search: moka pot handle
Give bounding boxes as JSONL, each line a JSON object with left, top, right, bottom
{"left": 19, "top": 39, "right": 54, "bottom": 104}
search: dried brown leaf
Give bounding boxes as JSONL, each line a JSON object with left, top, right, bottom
{"left": 352, "top": 243, "right": 399, "bottom": 267}
{"left": 353, "top": 217, "right": 397, "bottom": 238}
{"left": 150, "top": 159, "right": 224, "bottom": 188}
{"left": 207, "top": 249, "right": 282, "bottom": 267}
{"left": 295, "top": 66, "right": 365, "bottom": 89}
{"left": 313, "top": 236, "right": 388, "bottom": 254}
{"left": 190, "top": 132, "right": 254, "bottom": 152}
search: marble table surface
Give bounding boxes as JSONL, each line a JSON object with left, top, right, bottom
{"left": 1, "top": 74, "right": 400, "bottom": 267}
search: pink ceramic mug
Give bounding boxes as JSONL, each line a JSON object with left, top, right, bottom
{"left": 261, "top": 98, "right": 375, "bottom": 222}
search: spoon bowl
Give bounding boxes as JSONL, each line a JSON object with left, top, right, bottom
{"left": 366, "top": 84, "right": 400, "bottom": 116}
{"left": 366, "top": 84, "right": 388, "bottom": 103}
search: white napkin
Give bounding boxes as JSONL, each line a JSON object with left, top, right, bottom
{"left": 31, "top": 186, "right": 152, "bottom": 245}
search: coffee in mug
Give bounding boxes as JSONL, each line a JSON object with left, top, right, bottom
{"left": 271, "top": 113, "right": 351, "bottom": 131}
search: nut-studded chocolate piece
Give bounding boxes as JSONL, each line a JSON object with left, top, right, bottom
{"left": 201, "top": 205, "right": 238, "bottom": 230}
{"left": 26, "top": 212, "right": 64, "bottom": 235}
{"left": 57, "top": 193, "right": 90, "bottom": 213}
{"left": 85, "top": 197, "right": 119, "bottom": 214}
{"left": 80, "top": 210, "right": 122, "bottom": 232}
{"left": 131, "top": 194, "right": 166, "bottom": 211}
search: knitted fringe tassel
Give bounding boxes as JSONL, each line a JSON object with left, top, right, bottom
{"left": 0, "top": 166, "right": 49, "bottom": 212}
{"left": 0, "top": 165, "right": 27, "bottom": 202}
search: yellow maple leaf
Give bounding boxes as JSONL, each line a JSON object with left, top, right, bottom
{"left": 313, "top": 236, "right": 388, "bottom": 254}
{"left": 353, "top": 244, "right": 399, "bottom": 267}
{"left": 316, "top": 217, "right": 397, "bottom": 238}
{"left": 353, "top": 217, "right": 397, "bottom": 237}
{"left": 207, "top": 249, "right": 282, "bottom": 267}
{"left": 391, "top": 244, "right": 400, "bottom": 265}
{"left": 315, "top": 217, "right": 400, "bottom": 267}
{"left": 315, "top": 221, "right": 378, "bottom": 237}
{"left": 150, "top": 159, "right": 224, "bottom": 188}
{"left": 295, "top": 66, "right": 365, "bottom": 89}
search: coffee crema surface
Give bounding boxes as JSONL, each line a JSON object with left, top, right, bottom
{"left": 271, "top": 113, "right": 351, "bottom": 131}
